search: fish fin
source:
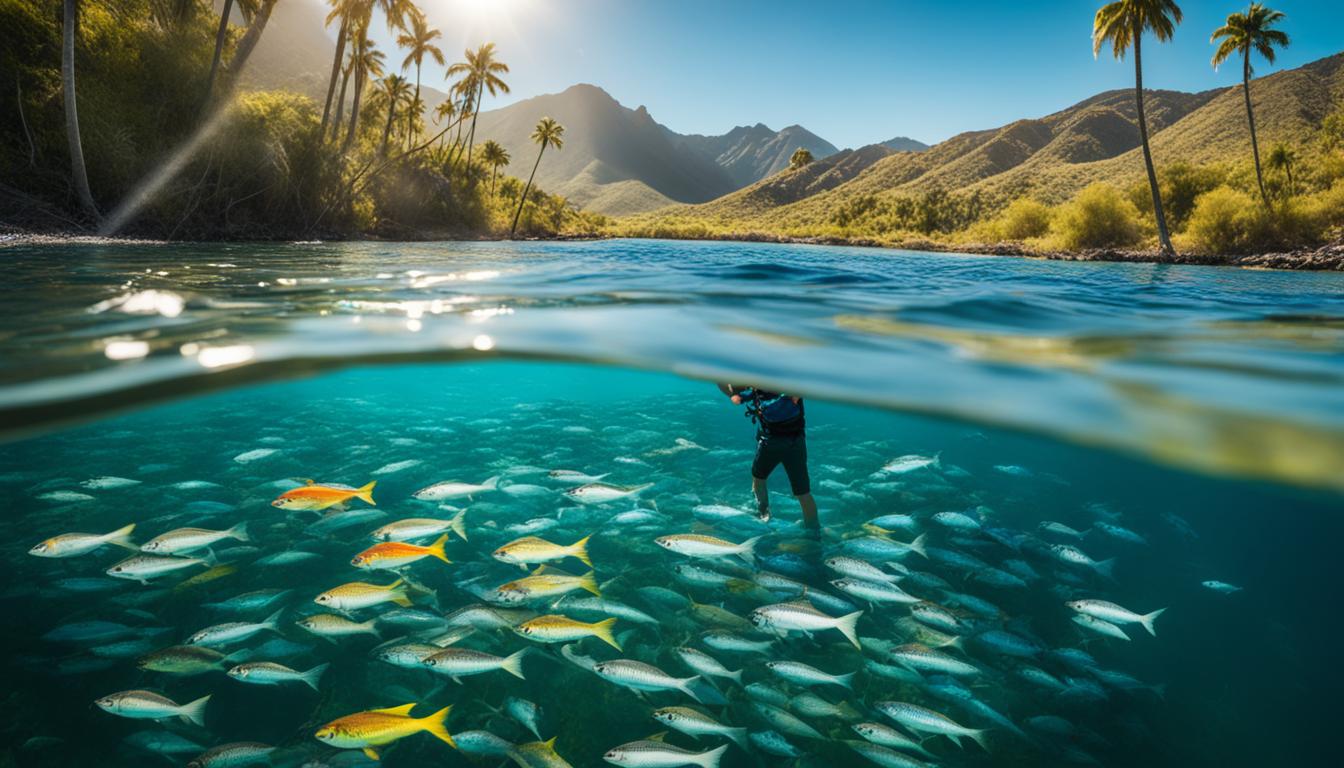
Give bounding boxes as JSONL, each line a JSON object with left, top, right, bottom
{"left": 384, "top": 578, "right": 406, "bottom": 591}
{"left": 371, "top": 703, "right": 418, "bottom": 716}
{"left": 970, "top": 728, "right": 991, "bottom": 751}
{"left": 726, "top": 727, "right": 750, "bottom": 750}
{"left": 728, "top": 668, "right": 743, "bottom": 685}
{"left": 678, "top": 676, "right": 704, "bottom": 704}
{"left": 835, "top": 610, "right": 864, "bottom": 650}
{"left": 571, "top": 535, "right": 592, "bottom": 568}
{"left": 908, "top": 533, "right": 928, "bottom": 559}
{"left": 698, "top": 743, "right": 729, "bottom": 768}
{"left": 836, "top": 671, "right": 855, "bottom": 689}
{"left": 178, "top": 694, "right": 210, "bottom": 726}
{"left": 362, "top": 747, "right": 380, "bottom": 761}
{"left": 592, "top": 617, "right": 621, "bottom": 651}
{"left": 262, "top": 607, "right": 285, "bottom": 631}
{"left": 501, "top": 649, "right": 527, "bottom": 680}
{"left": 104, "top": 523, "right": 137, "bottom": 550}
{"left": 428, "top": 534, "right": 451, "bottom": 564}
{"left": 645, "top": 731, "right": 668, "bottom": 742}
{"left": 356, "top": 481, "right": 377, "bottom": 506}
{"left": 302, "top": 662, "right": 329, "bottom": 691}
{"left": 483, "top": 476, "right": 500, "bottom": 490}
{"left": 198, "top": 548, "right": 218, "bottom": 567}
{"left": 1140, "top": 607, "right": 1166, "bottom": 637}
{"left": 947, "top": 733, "right": 963, "bottom": 748}
{"left": 578, "top": 571, "right": 601, "bottom": 597}
{"left": 228, "top": 521, "right": 250, "bottom": 542}
{"left": 450, "top": 509, "right": 468, "bottom": 542}
{"left": 737, "top": 535, "right": 763, "bottom": 563}
{"left": 1094, "top": 558, "right": 1116, "bottom": 580}
{"left": 418, "top": 704, "right": 456, "bottom": 749}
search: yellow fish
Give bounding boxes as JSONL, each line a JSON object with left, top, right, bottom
{"left": 316, "top": 579, "right": 414, "bottom": 611}
{"left": 492, "top": 535, "right": 592, "bottom": 570}
{"left": 495, "top": 567, "right": 599, "bottom": 604}
{"left": 515, "top": 615, "right": 621, "bottom": 650}
{"left": 273, "top": 480, "right": 376, "bottom": 511}
{"left": 314, "top": 702, "right": 455, "bottom": 761}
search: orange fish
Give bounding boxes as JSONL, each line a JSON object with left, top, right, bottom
{"left": 273, "top": 480, "right": 376, "bottom": 511}
{"left": 352, "top": 534, "right": 450, "bottom": 570}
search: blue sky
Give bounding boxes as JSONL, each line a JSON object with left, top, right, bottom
{"left": 379, "top": 0, "right": 1343, "bottom": 148}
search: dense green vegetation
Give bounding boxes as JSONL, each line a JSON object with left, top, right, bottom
{"left": 0, "top": 0, "right": 604, "bottom": 239}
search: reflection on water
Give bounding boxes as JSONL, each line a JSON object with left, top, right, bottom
{"left": 2, "top": 239, "right": 1342, "bottom": 492}
{"left": 0, "top": 363, "right": 1339, "bottom": 768}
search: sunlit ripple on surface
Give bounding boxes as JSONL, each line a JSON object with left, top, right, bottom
{"left": 2, "top": 238, "right": 1343, "bottom": 492}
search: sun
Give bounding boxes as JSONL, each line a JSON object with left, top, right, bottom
{"left": 453, "top": 0, "right": 523, "bottom": 23}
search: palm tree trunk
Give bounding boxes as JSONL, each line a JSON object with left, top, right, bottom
{"left": 1132, "top": 29, "right": 1173, "bottom": 256}
{"left": 1243, "top": 52, "right": 1268, "bottom": 208}
{"left": 320, "top": 16, "right": 349, "bottom": 141}
{"left": 343, "top": 41, "right": 366, "bottom": 151}
{"left": 61, "top": 0, "right": 98, "bottom": 220}
{"left": 510, "top": 144, "right": 545, "bottom": 237}
{"left": 490, "top": 167, "right": 497, "bottom": 197}
{"left": 1285, "top": 162, "right": 1294, "bottom": 197}
{"left": 407, "top": 65, "right": 420, "bottom": 151}
{"left": 463, "top": 79, "right": 483, "bottom": 176}
{"left": 333, "top": 62, "right": 351, "bottom": 139}
{"left": 381, "top": 97, "right": 396, "bottom": 155}
{"left": 222, "top": 0, "right": 275, "bottom": 85}
{"left": 202, "top": 0, "right": 235, "bottom": 111}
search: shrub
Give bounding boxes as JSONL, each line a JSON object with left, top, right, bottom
{"left": 994, "top": 198, "right": 1053, "bottom": 241}
{"left": 1052, "top": 183, "right": 1143, "bottom": 249}
{"left": 1185, "top": 187, "right": 1263, "bottom": 253}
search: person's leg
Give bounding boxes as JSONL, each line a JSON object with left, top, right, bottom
{"left": 750, "top": 434, "right": 781, "bottom": 522}
{"left": 781, "top": 434, "right": 817, "bottom": 530}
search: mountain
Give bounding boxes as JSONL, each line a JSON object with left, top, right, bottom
{"left": 635, "top": 52, "right": 1344, "bottom": 231}
{"left": 880, "top": 136, "right": 930, "bottom": 153}
{"left": 672, "top": 124, "right": 839, "bottom": 188}
{"left": 473, "top": 86, "right": 838, "bottom": 215}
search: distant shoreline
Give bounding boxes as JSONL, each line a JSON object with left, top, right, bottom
{"left": 4, "top": 229, "right": 1341, "bottom": 271}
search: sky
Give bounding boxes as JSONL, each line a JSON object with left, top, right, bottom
{"left": 367, "top": 0, "right": 1344, "bottom": 148}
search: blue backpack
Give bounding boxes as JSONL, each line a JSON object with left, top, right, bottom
{"left": 747, "top": 390, "right": 803, "bottom": 432}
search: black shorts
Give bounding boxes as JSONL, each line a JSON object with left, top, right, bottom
{"left": 751, "top": 431, "right": 810, "bottom": 496}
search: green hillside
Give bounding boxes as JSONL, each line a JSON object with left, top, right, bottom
{"left": 624, "top": 52, "right": 1344, "bottom": 253}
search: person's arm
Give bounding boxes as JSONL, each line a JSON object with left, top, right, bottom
{"left": 716, "top": 383, "right": 745, "bottom": 405}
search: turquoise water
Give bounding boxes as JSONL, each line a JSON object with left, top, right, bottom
{"left": 1, "top": 240, "right": 1343, "bottom": 767}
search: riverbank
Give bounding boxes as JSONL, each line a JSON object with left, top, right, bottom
{"left": 5, "top": 227, "right": 1342, "bottom": 270}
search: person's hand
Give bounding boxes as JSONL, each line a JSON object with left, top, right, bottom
{"left": 791, "top": 396, "right": 800, "bottom": 404}
{"left": 730, "top": 395, "right": 743, "bottom": 405}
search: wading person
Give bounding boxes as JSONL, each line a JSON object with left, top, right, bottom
{"left": 718, "top": 384, "right": 818, "bottom": 530}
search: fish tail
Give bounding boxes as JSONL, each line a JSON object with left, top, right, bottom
{"left": 579, "top": 570, "right": 601, "bottom": 597}
{"left": 836, "top": 671, "right": 856, "bottom": 689}
{"left": 835, "top": 610, "right": 863, "bottom": 650}
{"left": 363, "top": 619, "right": 383, "bottom": 639}
{"left": 500, "top": 649, "right": 527, "bottom": 680}
{"left": 592, "top": 617, "right": 621, "bottom": 651}
{"left": 390, "top": 590, "right": 415, "bottom": 608}
{"left": 909, "top": 533, "right": 929, "bottom": 559}
{"left": 970, "top": 728, "right": 992, "bottom": 752}
{"left": 418, "top": 704, "right": 457, "bottom": 749}
{"left": 302, "top": 662, "right": 330, "bottom": 691}
{"left": 571, "top": 534, "right": 593, "bottom": 568}
{"left": 428, "top": 534, "right": 451, "bottom": 564}
{"left": 262, "top": 607, "right": 285, "bottom": 632}
{"left": 104, "top": 523, "right": 137, "bottom": 550}
{"left": 449, "top": 509, "right": 468, "bottom": 542}
{"left": 1095, "top": 558, "right": 1116, "bottom": 580}
{"left": 198, "top": 548, "right": 218, "bottom": 567}
{"left": 228, "top": 521, "right": 250, "bottom": 542}
{"left": 356, "top": 481, "right": 377, "bottom": 506}
{"left": 737, "top": 535, "right": 763, "bottom": 563}
{"left": 725, "top": 727, "right": 750, "bottom": 750}
{"left": 728, "top": 668, "right": 743, "bottom": 685}
{"left": 178, "top": 694, "right": 210, "bottom": 726}
{"left": 482, "top": 475, "right": 500, "bottom": 490}
{"left": 696, "top": 744, "right": 729, "bottom": 768}
{"left": 1140, "top": 607, "right": 1167, "bottom": 637}
{"left": 678, "top": 676, "right": 704, "bottom": 704}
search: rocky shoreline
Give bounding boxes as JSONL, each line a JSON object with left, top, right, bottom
{"left": 5, "top": 228, "right": 1342, "bottom": 271}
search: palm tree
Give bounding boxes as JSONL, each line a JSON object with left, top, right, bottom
{"left": 377, "top": 75, "right": 412, "bottom": 154}
{"left": 203, "top": 0, "right": 259, "bottom": 108}
{"left": 1094, "top": 0, "right": 1182, "bottom": 256}
{"left": 481, "top": 140, "right": 510, "bottom": 197}
{"left": 446, "top": 43, "right": 510, "bottom": 174}
{"left": 320, "top": 0, "right": 362, "bottom": 140}
{"left": 61, "top": 0, "right": 97, "bottom": 219}
{"left": 511, "top": 117, "right": 563, "bottom": 237}
{"left": 343, "top": 35, "right": 386, "bottom": 150}
{"left": 398, "top": 11, "right": 443, "bottom": 152}
{"left": 433, "top": 99, "right": 456, "bottom": 148}
{"left": 789, "top": 147, "right": 814, "bottom": 170}
{"left": 1212, "top": 4, "right": 1289, "bottom": 208}
{"left": 402, "top": 93, "right": 425, "bottom": 150}
{"left": 1266, "top": 142, "right": 1296, "bottom": 197}
{"left": 343, "top": 0, "right": 414, "bottom": 149}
